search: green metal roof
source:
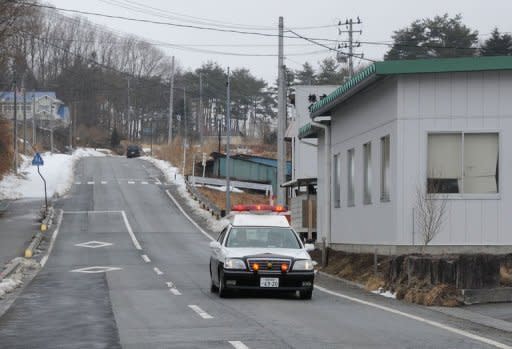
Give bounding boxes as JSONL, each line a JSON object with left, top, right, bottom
{"left": 310, "top": 56, "right": 512, "bottom": 116}
{"left": 298, "top": 122, "right": 322, "bottom": 139}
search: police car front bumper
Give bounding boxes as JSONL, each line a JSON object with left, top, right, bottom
{"left": 222, "top": 270, "right": 314, "bottom": 291}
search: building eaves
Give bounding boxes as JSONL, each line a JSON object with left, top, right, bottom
{"left": 309, "top": 56, "right": 512, "bottom": 117}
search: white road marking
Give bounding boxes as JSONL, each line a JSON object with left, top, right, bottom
{"left": 166, "top": 281, "right": 174, "bottom": 288}
{"left": 70, "top": 266, "right": 122, "bottom": 273}
{"left": 154, "top": 177, "right": 162, "bottom": 185}
{"left": 64, "top": 210, "right": 123, "bottom": 214}
{"left": 188, "top": 305, "right": 213, "bottom": 319}
{"left": 141, "top": 181, "right": 148, "bottom": 185}
{"left": 101, "top": 181, "right": 107, "bottom": 184}
{"left": 87, "top": 181, "right": 94, "bottom": 185}
{"left": 127, "top": 181, "right": 135, "bottom": 184}
{"left": 170, "top": 288, "right": 182, "bottom": 295}
{"left": 120, "top": 210, "right": 142, "bottom": 250}
{"left": 165, "top": 189, "right": 214, "bottom": 242}
{"left": 153, "top": 267, "right": 163, "bottom": 275}
{"left": 141, "top": 254, "right": 151, "bottom": 263}
{"left": 75, "top": 241, "right": 113, "bottom": 248}
{"left": 314, "top": 285, "right": 511, "bottom": 349}
{"left": 229, "top": 341, "right": 250, "bottom": 349}
{"left": 40, "top": 209, "right": 64, "bottom": 267}
{"left": 75, "top": 182, "right": 81, "bottom": 185}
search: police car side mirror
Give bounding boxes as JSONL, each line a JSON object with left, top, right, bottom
{"left": 210, "top": 241, "right": 221, "bottom": 249}
{"left": 304, "top": 243, "right": 315, "bottom": 252}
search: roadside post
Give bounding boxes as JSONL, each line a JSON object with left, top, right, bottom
{"left": 32, "top": 152, "right": 47, "bottom": 213}
{"left": 202, "top": 152, "right": 206, "bottom": 180}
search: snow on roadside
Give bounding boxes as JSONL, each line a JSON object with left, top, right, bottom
{"left": 372, "top": 288, "right": 397, "bottom": 299}
{"left": 141, "top": 156, "right": 229, "bottom": 233}
{"left": 0, "top": 148, "right": 107, "bottom": 200}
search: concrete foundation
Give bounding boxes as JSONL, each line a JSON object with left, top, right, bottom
{"left": 329, "top": 243, "right": 512, "bottom": 256}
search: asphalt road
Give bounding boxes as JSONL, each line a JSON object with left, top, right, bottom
{"left": 0, "top": 156, "right": 511, "bottom": 349}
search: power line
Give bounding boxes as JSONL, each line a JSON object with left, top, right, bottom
{"left": 20, "top": 2, "right": 341, "bottom": 43}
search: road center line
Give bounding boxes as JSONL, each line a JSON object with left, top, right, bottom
{"left": 153, "top": 267, "right": 163, "bottom": 275}
{"left": 120, "top": 210, "right": 142, "bottom": 250}
{"left": 188, "top": 305, "right": 213, "bottom": 319}
{"left": 314, "top": 285, "right": 511, "bottom": 349}
{"left": 228, "top": 341, "right": 250, "bottom": 349}
{"left": 141, "top": 254, "right": 151, "bottom": 263}
{"left": 101, "top": 181, "right": 107, "bottom": 184}
{"left": 87, "top": 181, "right": 94, "bottom": 185}
{"left": 127, "top": 181, "right": 135, "bottom": 184}
{"left": 165, "top": 189, "right": 214, "bottom": 242}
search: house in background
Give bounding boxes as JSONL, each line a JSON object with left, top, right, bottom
{"left": 0, "top": 91, "right": 69, "bottom": 125}
{"left": 284, "top": 85, "right": 337, "bottom": 240}
{"left": 302, "top": 56, "right": 512, "bottom": 254}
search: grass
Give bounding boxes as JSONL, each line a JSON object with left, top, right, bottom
{"left": 0, "top": 118, "right": 13, "bottom": 181}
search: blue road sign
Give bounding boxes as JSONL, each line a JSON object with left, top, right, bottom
{"left": 32, "top": 152, "right": 44, "bottom": 166}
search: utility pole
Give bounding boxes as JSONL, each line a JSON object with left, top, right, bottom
{"left": 168, "top": 56, "right": 174, "bottom": 145}
{"left": 199, "top": 72, "right": 203, "bottom": 145}
{"left": 225, "top": 67, "right": 231, "bottom": 213}
{"left": 127, "top": 77, "right": 131, "bottom": 141}
{"left": 32, "top": 90, "right": 36, "bottom": 146}
{"left": 13, "top": 76, "right": 18, "bottom": 174}
{"left": 277, "top": 16, "right": 286, "bottom": 206}
{"left": 182, "top": 87, "right": 187, "bottom": 175}
{"left": 338, "top": 17, "right": 363, "bottom": 79}
{"left": 22, "top": 82, "right": 26, "bottom": 155}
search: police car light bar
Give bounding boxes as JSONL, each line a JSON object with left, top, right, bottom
{"left": 231, "top": 204, "right": 288, "bottom": 212}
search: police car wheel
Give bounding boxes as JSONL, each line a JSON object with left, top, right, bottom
{"left": 218, "top": 270, "right": 229, "bottom": 298}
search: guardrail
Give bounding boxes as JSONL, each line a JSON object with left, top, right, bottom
{"left": 184, "top": 180, "right": 225, "bottom": 219}
{"left": 188, "top": 176, "right": 273, "bottom": 196}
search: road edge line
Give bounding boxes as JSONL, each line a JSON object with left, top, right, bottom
{"left": 228, "top": 341, "right": 250, "bottom": 349}
{"left": 120, "top": 210, "right": 142, "bottom": 250}
{"left": 165, "top": 189, "right": 214, "bottom": 242}
{"left": 314, "top": 285, "right": 511, "bottom": 349}
{"left": 40, "top": 209, "right": 64, "bottom": 268}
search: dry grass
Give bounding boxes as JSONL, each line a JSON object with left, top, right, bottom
{"left": 196, "top": 186, "right": 270, "bottom": 210}
{"left": 500, "top": 264, "right": 512, "bottom": 286}
{"left": 0, "top": 118, "right": 13, "bottom": 180}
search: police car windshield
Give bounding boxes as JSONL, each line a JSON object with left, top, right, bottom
{"left": 226, "top": 227, "right": 301, "bottom": 249}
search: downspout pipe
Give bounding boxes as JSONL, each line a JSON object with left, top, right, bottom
{"left": 310, "top": 121, "right": 331, "bottom": 245}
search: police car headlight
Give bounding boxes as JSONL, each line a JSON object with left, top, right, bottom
{"left": 224, "top": 258, "right": 246, "bottom": 270}
{"left": 293, "top": 260, "right": 314, "bottom": 271}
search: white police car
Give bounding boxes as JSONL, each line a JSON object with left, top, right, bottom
{"left": 209, "top": 204, "right": 315, "bottom": 299}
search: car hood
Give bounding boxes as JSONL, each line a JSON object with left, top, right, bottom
{"left": 224, "top": 248, "right": 311, "bottom": 260}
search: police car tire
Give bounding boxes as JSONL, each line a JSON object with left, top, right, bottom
{"left": 300, "top": 290, "right": 312, "bottom": 300}
{"left": 218, "top": 270, "right": 229, "bottom": 298}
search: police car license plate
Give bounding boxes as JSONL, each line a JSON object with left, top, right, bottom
{"left": 260, "top": 278, "right": 279, "bottom": 288}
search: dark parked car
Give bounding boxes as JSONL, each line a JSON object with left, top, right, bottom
{"left": 126, "top": 145, "right": 141, "bottom": 158}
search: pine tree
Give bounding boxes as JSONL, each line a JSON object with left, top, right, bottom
{"left": 481, "top": 28, "right": 512, "bottom": 56}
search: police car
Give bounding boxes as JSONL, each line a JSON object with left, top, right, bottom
{"left": 209, "top": 204, "right": 315, "bottom": 299}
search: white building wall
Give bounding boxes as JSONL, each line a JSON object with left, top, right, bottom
{"left": 293, "top": 86, "right": 337, "bottom": 180}
{"left": 397, "top": 71, "right": 512, "bottom": 245}
{"left": 327, "top": 78, "right": 398, "bottom": 245}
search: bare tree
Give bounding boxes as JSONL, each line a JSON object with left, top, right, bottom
{"left": 415, "top": 180, "right": 448, "bottom": 248}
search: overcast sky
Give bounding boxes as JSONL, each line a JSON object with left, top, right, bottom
{"left": 49, "top": 0, "right": 512, "bottom": 84}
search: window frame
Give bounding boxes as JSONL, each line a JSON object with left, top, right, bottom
{"left": 426, "top": 130, "right": 500, "bottom": 200}
{"left": 363, "top": 142, "right": 372, "bottom": 205}
{"left": 380, "top": 135, "right": 391, "bottom": 202}
{"left": 333, "top": 153, "right": 341, "bottom": 208}
{"left": 347, "top": 148, "right": 355, "bottom": 207}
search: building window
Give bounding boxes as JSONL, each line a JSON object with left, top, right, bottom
{"left": 381, "top": 135, "right": 390, "bottom": 202}
{"left": 363, "top": 142, "right": 372, "bottom": 204}
{"left": 347, "top": 148, "right": 355, "bottom": 206}
{"left": 427, "top": 133, "right": 499, "bottom": 194}
{"left": 333, "top": 154, "right": 341, "bottom": 208}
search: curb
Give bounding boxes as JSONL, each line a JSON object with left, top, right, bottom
{"left": 0, "top": 259, "right": 22, "bottom": 282}
{"left": 24, "top": 232, "right": 44, "bottom": 258}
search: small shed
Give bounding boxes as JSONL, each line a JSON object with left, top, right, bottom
{"left": 209, "top": 152, "right": 291, "bottom": 193}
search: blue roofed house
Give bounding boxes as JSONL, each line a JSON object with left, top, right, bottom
{"left": 0, "top": 91, "right": 69, "bottom": 125}
{"left": 302, "top": 56, "right": 512, "bottom": 254}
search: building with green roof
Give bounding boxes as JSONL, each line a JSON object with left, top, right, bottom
{"left": 303, "top": 56, "right": 512, "bottom": 254}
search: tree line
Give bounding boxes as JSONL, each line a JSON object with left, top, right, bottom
{"left": 1, "top": 3, "right": 511, "bottom": 148}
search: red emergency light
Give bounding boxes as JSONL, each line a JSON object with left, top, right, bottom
{"left": 231, "top": 204, "right": 288, "bottom": 212}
